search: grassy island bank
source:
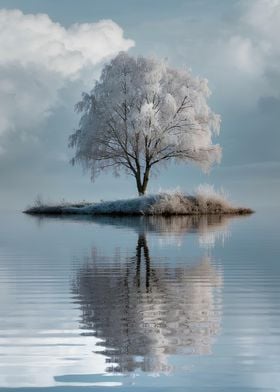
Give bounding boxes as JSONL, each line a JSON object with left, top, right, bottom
{"left": 24, "top": 192, "right": 253, "bottom": 216}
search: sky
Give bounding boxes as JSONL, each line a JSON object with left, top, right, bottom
{"left": 0, "top": 0, "right": 279, "bottom": 209}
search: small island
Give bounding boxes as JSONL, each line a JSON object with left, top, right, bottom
{"left": 25, "top": 53, "right": 253, "bottom": 217}
{"left": 24, "top": 191, "right": 253, "bottom": 216}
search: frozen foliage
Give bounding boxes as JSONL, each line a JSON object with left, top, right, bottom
{"left": 25, "top": 189, "right": 252, "bottom": 216}
{"left": 69, "top": 53, "right": 222, "bottom": 195}
{"left": 195, "top": 184, "right": 231, "bottom": 209}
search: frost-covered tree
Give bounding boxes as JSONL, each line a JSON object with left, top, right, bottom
{"left": 69, "top": 52, "right": 221, "bottom": 195}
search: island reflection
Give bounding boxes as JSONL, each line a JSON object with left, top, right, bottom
{"left": 73, "top": 215, "right": 225, "bottom": 373}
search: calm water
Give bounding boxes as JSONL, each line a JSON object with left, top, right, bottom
{"left": 0, "top": 208, "right": 280, "bottom": 391}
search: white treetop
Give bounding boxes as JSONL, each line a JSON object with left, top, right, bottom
{"left": 69, "top": 52, "right": 221, "bottom": 195}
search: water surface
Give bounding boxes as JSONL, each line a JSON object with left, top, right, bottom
{"left": 0, "top": 209, "right": 279, "bottom": 391}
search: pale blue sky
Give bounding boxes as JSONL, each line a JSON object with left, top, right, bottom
{"left": 0, "top": 0, "right": 279, "bottom": 209}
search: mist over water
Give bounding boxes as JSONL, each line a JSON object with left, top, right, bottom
{"left": 0, "top": 210, "right": 280, "bottom": 390}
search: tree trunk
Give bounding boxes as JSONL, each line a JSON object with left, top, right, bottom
{"left": 135, "top": 167, "right": 150, "bottom": 196}
{"left": 138, "top": 187, "right": 146, "bottom": 196}
{"left": 141, "top": 167, "right": 150, "bottom": 195}
{"left": 136, "top": 176, "right": 149, "bottom": 195}
{"left": 135, "top": 172, "right": 143, "bottom": 196}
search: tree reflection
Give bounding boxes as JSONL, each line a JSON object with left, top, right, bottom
{"left": 73, "top": 216, "right": 224, "bottom": 373}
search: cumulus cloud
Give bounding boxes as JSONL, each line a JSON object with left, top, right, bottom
{"left": 0, "top": 9, "right": 134, "bottom": 138}
{"left": 242, "top": 0, "right": 280, "bottom": 38}
{"left": 226, "top": 0, "right": 280, "bottom": 94}
{"left": 226, "top": 35, "right": 264, "bottom": 75}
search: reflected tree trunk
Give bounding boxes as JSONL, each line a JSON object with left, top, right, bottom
{"left": 135, "top": 233, "right": 151, "bottom": 291}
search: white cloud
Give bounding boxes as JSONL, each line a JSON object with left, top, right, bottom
{"left": 184, "top": 0, "right": 280, "bottom": 109}
{"left": 226, "top": 35, "right": 263, "bottom": 74}
{"left": 228, "top": 0, "right": 280, "bottom": 88}
{"left": 0, "top": 9, "right": 134, "bottom": 138}
{"left": 0, "top": 9, "right": 134, "bottom": 77}
{"left": 242, "top": 0, "right": 280, "bottom": 39}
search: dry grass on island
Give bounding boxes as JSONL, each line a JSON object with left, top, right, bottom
{"left": 24, "top": 186, "right": 253, "bottom": 216}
